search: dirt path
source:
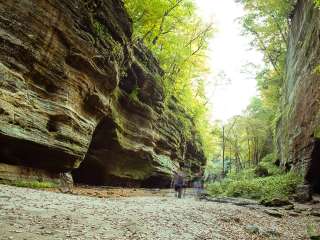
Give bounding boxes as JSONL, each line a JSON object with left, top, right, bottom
{"left": 0, "top": 184, "right": 319, "bottom": 240}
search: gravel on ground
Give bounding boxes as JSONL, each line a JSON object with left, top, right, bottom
{"left": 0, "top": 184, "right": 319, "bottom": 240}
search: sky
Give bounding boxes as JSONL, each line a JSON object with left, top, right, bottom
{"left": 195, "top": 0, "right": 263, "bottom": 123}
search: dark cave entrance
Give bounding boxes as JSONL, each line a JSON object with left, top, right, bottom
{"left": 72, "top": 116, "right": 173, "bottom": 188}
{"left": 140, "top": 174, "right": 171, "bottom": 188}
{"left": 0, "top": 133, "right": 78, "bottom": 172}
{"left": 72, "top": 117, "right": 117, "bottom": 185}
{"left": 306, "top": 138, "right": 320, "bottom": 194}
{"left": 72, "top": 160, "right": 107, "bottom": 186}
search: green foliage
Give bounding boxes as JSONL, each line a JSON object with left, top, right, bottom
{"left": 207, "top": 181, "right": 225, "bottom": 195}
{"left": 124, "top": 0, "right": 213, "bottom": 100}
{"left": 259, "top": 153, "right": 283, "bottom": 175}
{"left": 206, "top": 97, "right": 275, "bottom": 175}
{"left": 1, "top": 179, "right": 57, "bottom": 189}
{"left": 93, "top": 20, "right": 123, "bottom": 62}
{"left": 93, "top": 20, "right": 106, "bottom": 38}
{"left": 313, "top": 65, "right": 320, "bottom": 75}
{"left": 307, "top": 224, "right": 320, "bottom": 239}
{"left": 207, "top": 171, "right": 303, "bottom": 200}
{"left": 124, "top": 0, "right": 215, "bottom": 158}
{"left": 239, "top": 0, "right": 293, "bottom": 75}
{"left": 239, "top": 0, "right": 294, "bottom": 148}
{"left": 129, "top": 86, "right": 140, "bottom": 102}
{"left": 175, "top": 111, "right": 192, "bottom": 139}
{"left": 228, "top": 168, "right": 257, "bottom": 180}
{"left": 315, "top": 0, "right": 320, "bottom": 8}
{"left": 206, "top": 0, "right": 295, "bottom": 182}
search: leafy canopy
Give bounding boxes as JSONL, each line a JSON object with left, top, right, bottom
{"left": 124, "top": 0, "right": 215, "bottom": 157}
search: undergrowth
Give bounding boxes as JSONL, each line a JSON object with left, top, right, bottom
{"left": 207, "top": 171, "right": 303, "bottom": 201}
{"left": 0, "top": 179, "right": 57, "bottom": 189}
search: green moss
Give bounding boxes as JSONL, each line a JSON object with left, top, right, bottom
{"left": 93, "top": 20, "right": 123, "bottom": 62}
{"left": 314, "top": 125, "right": 320, "bottom": 138}
{"left": 129, "top": 87, "right": 140, "bottom": 102}
{"left": 313, "top": 65, "right": 320, "bottom": 75}
{"left": 155, "top": 154, "right": 175, "bottom": 174}
{"left": 174, "top": 110, "right": 192, "bottom": 139}
{"left": 1, "top": 179, "right": 58, "bottom": 189}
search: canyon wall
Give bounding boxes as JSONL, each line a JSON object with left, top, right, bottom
{"left": 277, "top": 0, "right": 320, "bottom": 192}
{"left": 0, "top": 0, "right": 206, "bottom": 187}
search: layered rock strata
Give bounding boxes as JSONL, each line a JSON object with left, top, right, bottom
{"left": 0, "top": 0, "right": 205, "bottom": 187}
{"left": 277, "top": 0, "right": 320, "bottom": 193}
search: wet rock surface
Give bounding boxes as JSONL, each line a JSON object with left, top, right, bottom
{"left": 1, "top": 184, "right": 319, "bottom": 240}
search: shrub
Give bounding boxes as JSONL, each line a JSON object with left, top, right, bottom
{"left": 254, "top": 165, "right": 269, "bottom": 177}
{"left": 206, "top": 181, "right": 225, "bottom": 195}
{"left": 259, "top": 153, "right": 283, "bottom": 176}
{"left": 207, "top": 171, "right": 303, "bottom": 201}
{"left": 228, "top": 168, "right": 256, "bottom": 180}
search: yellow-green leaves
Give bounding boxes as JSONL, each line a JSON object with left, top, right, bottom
{"left": 124, "top": 0, "right": 215, "bottom": 158}
{"left": 240, "top": 0, "right": 293, "bottom": 109}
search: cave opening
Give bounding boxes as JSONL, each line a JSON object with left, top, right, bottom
{"left": 0, "top": 133, "right": 78, "bottom": 172}
{"left": 141, "top": 174, "right": 171, "bottom": 188}
{"left": 72, "top": 116, "right": 173, "bottom": 188}
{"left": 72, "top": 117, "right": 117, "bottom": 185}
{"left": 306, "top": 138, "right": 320, "bottom": 194}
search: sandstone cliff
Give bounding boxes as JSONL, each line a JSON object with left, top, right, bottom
{"left": 277, "top": 0, "right": 320, "bottom": 193}
{"left": 0, "top": 0, "right": 206, "bottom": 187}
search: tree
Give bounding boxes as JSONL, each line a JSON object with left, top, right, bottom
{"left": 124, "top": 0, "right": 215, "bottom": 158}
{"left": 239, "top": 0, "right": 293, "bottom": 111}
{"left": 125, "top": 0, "right": 213, "bottom": 104}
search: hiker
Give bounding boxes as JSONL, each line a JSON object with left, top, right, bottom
{"left": 171, "top": 169, "right": 185, "bottom": 198}
{"left": 193, "top": 170, "right": 204, "bottom": 198}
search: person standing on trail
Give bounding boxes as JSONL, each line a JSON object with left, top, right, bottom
{"left": 193, "top": 170, "right": 204, "bottom": 198}
{"left": 171, "top": 169, "right": 185, "bottom": 199}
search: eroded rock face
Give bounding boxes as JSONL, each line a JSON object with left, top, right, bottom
{"left": 0, "top": 163, "right": 60, "bottom": 183}
{"left": 0, "top": 0, "right": 205, "bottom": 186}
{"left": 277, "top": 0, "right": 320, "bottom": 192}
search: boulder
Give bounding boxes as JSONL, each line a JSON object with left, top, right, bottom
{"left": 260, "top": 198, "right": 293, "bottom": 207}
{"left": 294, "top": 184, "right": 313, "bottom": 203}
{"left": 245, "top": 224, "right": 280, "bottom": 237}
{"left": 263, "top": 209, "right": 284, "bottom": 218}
